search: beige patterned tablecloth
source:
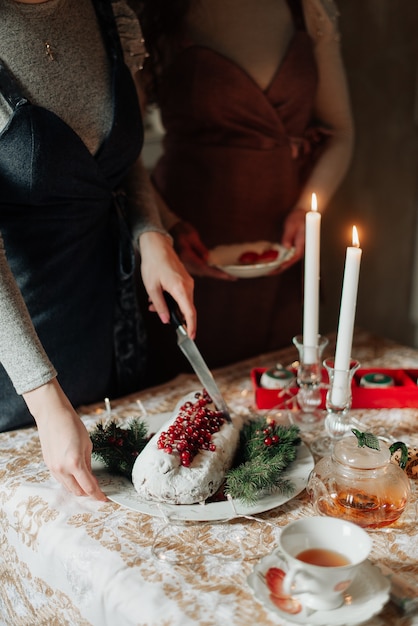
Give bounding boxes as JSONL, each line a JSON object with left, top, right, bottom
{"left": 1, "top": 330, "right": 417, "bottom": 626}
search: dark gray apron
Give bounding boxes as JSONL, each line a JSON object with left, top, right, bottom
{"left": 0, "top": 0, "right": 146, "bottom": 430}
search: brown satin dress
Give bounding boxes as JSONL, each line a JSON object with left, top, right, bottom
{"left": 146, "top": 27, "right": 322, "bottom": 380}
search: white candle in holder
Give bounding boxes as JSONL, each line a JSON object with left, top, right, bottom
{"left": 331, "top": 226, "right": 362, "bottom": 406}
{"left": 303, "top": 193, "right": 321, "bottom": 363}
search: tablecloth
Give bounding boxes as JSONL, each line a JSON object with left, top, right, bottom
{"left": 1, "top": 330, "right": 417, "bottom": 626}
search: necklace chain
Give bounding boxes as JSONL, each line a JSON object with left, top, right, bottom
{"left": 7, "top": 0, "right": 68, "bottom": 62}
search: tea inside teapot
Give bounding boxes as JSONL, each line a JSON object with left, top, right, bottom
{"left": 307, "top": 430, "right": 411, "bottom": 528}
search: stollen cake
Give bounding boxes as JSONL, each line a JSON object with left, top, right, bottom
{"left": 132, "top": 391, "right": 241, "bottom": 505}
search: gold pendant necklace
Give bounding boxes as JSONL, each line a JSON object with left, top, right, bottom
{"left": 45, "top": 41, "right": 54, "bottom": 61}
{"left": 8, "top": 0, "right": 67, "bottom": 62}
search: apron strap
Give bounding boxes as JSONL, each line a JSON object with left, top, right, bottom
{"left": 91, "top": 0, "right": 124, "bottom": 64}
{"left": 112, "top": 189, "right": 148, "bottom": 396}
{"left": 0, "top": 62, "right": 28, "bottom": 110}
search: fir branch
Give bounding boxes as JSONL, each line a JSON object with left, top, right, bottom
{"left": 225, "top": 458, "right": 295, "bottom": 505}
{"left": 225, "top": 420, "right": 301, "bottom": 505}
{"left": 90, "top": 418, "right": 149, "bottom": 477}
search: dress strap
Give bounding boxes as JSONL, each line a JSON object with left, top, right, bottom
{"left": 0, "top": 61, "right": 27, "bottom": 110}
{"left": 286, "top": 0, "right": 306, "bottom": 30}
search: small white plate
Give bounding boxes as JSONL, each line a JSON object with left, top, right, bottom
{"left": 93, "top": 412, "right": 314, "bottom": 522}
{"left": 208, "top": 241, "right": 295, "bottom": 278}
{"left": 247, "top": 552, "right": 390, "bottom": 625}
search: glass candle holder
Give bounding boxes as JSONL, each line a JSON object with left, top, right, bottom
{"left": 310, "top": 358, "right": 360, "bottom": 457}
{"left": 291, "top": 335, "right": 329, "bottom": 429}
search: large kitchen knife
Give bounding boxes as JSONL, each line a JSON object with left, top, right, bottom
{"left": 164, "top": 293, "right": 232, "bottom": 422}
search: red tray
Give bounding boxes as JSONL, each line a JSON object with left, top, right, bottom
{"left": 251, "top": 368, "right": 418, "bottom": 410}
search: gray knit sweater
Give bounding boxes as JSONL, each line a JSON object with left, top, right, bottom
{"left": 0, "top": 0, "right": 161, "bottom": 395}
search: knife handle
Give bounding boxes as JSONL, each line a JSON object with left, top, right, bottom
{"left": 163, "top": 292, "right": 186, "bottom": 329}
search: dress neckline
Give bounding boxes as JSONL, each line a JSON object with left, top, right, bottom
{"left": 177, "top": 30, "right": 306, "bottom": 95}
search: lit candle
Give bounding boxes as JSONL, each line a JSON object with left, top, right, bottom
{"left": 331, "top": 226, "right": 362, "bottom": 405}
{"left": 303, "top": 193, "right": 321, "bottom": 363}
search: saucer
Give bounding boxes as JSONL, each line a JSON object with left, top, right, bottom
{"left": 247, "top": 552, "right": 390, "bottom": 625}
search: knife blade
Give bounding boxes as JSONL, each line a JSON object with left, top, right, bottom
{"left": 163, "top": 293, "right": 232, "bottom": 422}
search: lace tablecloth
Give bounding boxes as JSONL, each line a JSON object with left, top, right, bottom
{"left": 1, "top": 331, "right": 417, "bottom": 626}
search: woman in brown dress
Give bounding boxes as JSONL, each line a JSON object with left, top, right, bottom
{"left": 135, "top": 0, "right": 353, "bottom": 379}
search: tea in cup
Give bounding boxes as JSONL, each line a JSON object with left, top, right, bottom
{"left": 277, "top": 516, "right": 372, "bottom": 610}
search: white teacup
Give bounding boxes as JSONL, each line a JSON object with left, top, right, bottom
{"left": 278, "top": 516, "right": 372, "bottom": 611}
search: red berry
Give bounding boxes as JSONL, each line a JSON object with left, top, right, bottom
{"left": 238, "top": 251, "right": 260, "bottom": 265}
{"left": 264, "top": 437, "right": 272, "bottom": 446}
{"left": 156, "top": 390, "right": 223, "bottom": 466}
{"left": 180, "top": 450, "right": 192, "bottom": 467}
{"left": 258, "top": 248, "right": 279, "bottom": 263}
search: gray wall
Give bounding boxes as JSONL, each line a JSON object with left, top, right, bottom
{"left": 320, "top": 1, "right": 418, "bottom": 346}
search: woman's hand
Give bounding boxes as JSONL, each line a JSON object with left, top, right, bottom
{"left": 170, "top": 221, "right": 235, "bottom": 281}
{"left": 139, "top": 230, "right": 197, "bottom": 337}
{"left": 23, "top": 379, "right": 107, "bottom": 501}
{"left": 277, "top": 208, "right": 306, "bottom": 271}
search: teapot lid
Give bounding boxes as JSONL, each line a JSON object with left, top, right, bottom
{"left": 333, "top": 432, "right": 390, "bottom": 469}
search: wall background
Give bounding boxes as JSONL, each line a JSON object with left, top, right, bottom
{"left": 320, "top": 1, "right": 418, "bottom": 346}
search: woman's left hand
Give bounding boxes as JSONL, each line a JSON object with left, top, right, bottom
{"left": 139, "top": 231, "right": 197, "bottom": 338}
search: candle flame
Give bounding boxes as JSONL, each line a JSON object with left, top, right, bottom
{"left": 352, "top": 225, "right": 360, "bottom": 248}
{"left": 311, "top": 193, "right": 318, "bottom": 212}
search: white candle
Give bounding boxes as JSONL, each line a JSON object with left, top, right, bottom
{"left": 331, "top": 226, "right": 362, "bottom": 405}
{"left": 303, "top": 193, "right": 321, "bottom": 363}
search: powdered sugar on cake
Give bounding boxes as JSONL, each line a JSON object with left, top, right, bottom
{"left": 132, "top": 391, "right": 241, "bottom": 505}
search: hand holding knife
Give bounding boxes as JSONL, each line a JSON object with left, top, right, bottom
{"left": 163, "top": 292, "right": 232, "bottom": 423}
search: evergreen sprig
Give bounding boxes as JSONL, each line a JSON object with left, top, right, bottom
{"left": 224, "top": 419, "right": 301, "bottom": 505}
{"left": 90, "top": 418, "right": 149, "bottom": 477}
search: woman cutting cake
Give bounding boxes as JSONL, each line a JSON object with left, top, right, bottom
{"left": 0, "top": 0, "right": 195, "bottom": 500}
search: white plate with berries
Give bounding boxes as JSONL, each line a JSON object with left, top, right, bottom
{"left": 208, "top": 241, "right": 295, "bottom": 278}
{"left": 93, "top": 410, "right": 314, "bottom": 522}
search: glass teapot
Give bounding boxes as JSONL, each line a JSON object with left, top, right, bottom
{"left": 307, "top": 429, "right": 411, "bottom": 528}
